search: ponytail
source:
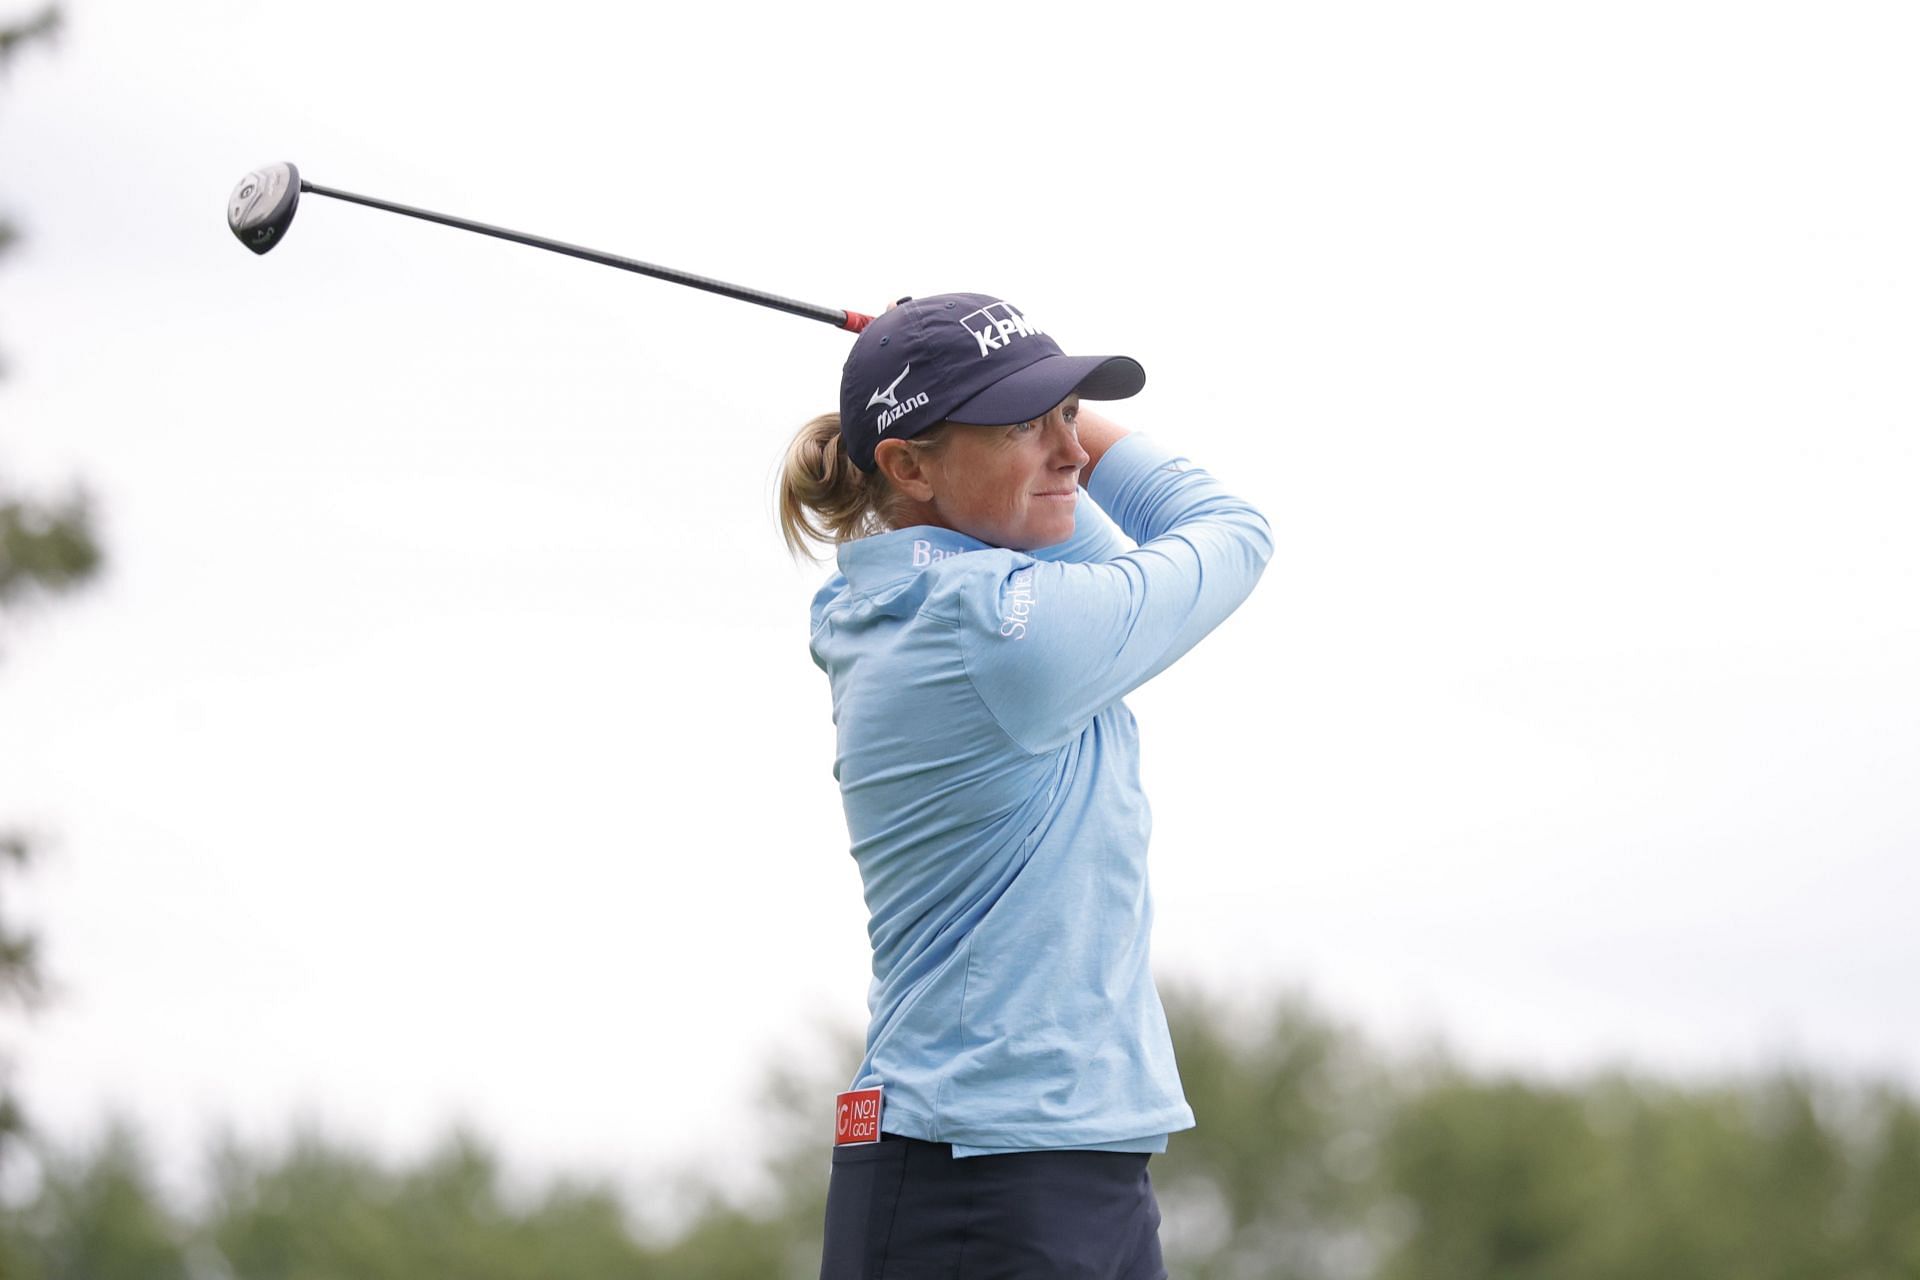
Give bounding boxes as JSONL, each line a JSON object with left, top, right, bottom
{"left": 777, "top": 413, "right": 887, "bottom": 559}
{"left": 777, "top": 414, "right": 955, "bottom": 560}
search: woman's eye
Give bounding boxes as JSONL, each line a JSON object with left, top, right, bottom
{"left": 1063, "top": 406, "right": 1080, "bottom": 425}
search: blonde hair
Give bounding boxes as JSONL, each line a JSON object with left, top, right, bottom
{"left": 776, "top": 414, "right": 950, "bottom": 560}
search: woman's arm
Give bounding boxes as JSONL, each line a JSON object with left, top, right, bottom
{"left": 957, "top": 434, "right": 1273, "bottom": 753}
{"left": 1076, "top": 404, "right": 1131, "bottom": 485}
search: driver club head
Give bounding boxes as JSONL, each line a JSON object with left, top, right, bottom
{"left": 228, "top": 162, "right": 301, "bottom": 255}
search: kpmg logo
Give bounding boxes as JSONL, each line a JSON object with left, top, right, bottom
{"left": 870, "top": 364, "right": 930, "bottom": 434}
{"left": 959, "top": 302, "right": 1046, "bottom": 358}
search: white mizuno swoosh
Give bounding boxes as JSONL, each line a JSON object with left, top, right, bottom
{"left": 868, "top": 365, "right": 910, "bottom": 411}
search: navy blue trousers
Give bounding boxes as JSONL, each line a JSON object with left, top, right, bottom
{"left": 820, "top": 1135, "right": 1167, "bottom": 1279}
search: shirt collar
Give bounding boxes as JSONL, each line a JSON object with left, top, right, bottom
{"left": 835, "top": 525, "right": 990, "bottom": 596}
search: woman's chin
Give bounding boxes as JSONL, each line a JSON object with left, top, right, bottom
{"left": 1020, "top": 515, "right": 1078, "bottom": 551}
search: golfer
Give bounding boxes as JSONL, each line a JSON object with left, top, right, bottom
{"left": 781, "top": 294, "right": 1271, "bottom": 1279}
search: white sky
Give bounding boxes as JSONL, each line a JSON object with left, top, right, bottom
{"left": 1, "top": 0, "right": 1915, "bottom": 1206}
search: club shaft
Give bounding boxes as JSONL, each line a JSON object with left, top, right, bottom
{"left": 300, "top": 181, "right": 871, "bottom": 332}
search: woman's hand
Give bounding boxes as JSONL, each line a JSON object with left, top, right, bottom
{"left": 1075, "top": 405, "right": 1131, "bottom": 486}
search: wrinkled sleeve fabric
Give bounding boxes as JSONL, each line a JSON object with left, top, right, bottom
{"left": 954, "top": 433, "right": 1273, "bottom": 755}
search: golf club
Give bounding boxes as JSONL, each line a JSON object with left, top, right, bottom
{"left": 226, "top": 162, "right": 874, "bottom": 333}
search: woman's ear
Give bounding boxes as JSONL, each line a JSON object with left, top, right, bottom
{"left": 874, "top": 439, "right": 937, "bottom": 503}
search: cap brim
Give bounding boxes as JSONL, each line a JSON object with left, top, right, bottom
{"left": 942, "top": 354, "right": 1146, "bottom": 426}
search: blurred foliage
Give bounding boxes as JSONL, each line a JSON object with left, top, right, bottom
{"left": 1, "top": 992, "right": 1917, "bottom": 1278}
{"left": 0, "top": 5, "right": 59, "bottom": 285}
{"left": 0, "top": 7, "right": 56, "bottom": 63}
{"left": 0, "top": 1, "right": 95, "bottom": 618}
{"left": 2, "top": 0, "right": 100, "bottom": 1177}
{"left": 0, "top": 0, "right": 92, "bottom": 617}
{"left": 204, "top": 1129, "right": 654, "bottom": 1280}
{"left": 1151, "top": 992, "right": 1388, "bottom": 1278}
{"left": 2, "top": 1126, "right": 186, "bottom": 1280}
{"left": 0, "top": 487, "right": 99, "bottom": 610}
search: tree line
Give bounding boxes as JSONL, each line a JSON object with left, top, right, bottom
{"left": 2, "top": 991, "right": 1917, "bottom": 1280}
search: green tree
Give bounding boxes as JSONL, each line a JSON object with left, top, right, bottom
{"left": 1152, "top": 990, "right": 1392, "bottom": 1279}
{"left": 1375, "top": 1065, "right": 1920, "bottom": 1280}
{"left": 1, "top": 1125, "right": 186, "bottom": 1280}
{"left": 205, "top": 1128, "right": 657, "bottom": 1280}
{"left": 4, "top": 993, "right": 1920, "bottom": 1278}
{"left": 1, "top": 0, "right": 101, "bottom": 1173}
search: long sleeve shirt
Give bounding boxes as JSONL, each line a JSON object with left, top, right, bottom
{"left": 809, "top": 433, "right": 1273, "bottom": 1151}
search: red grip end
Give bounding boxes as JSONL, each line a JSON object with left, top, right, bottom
{"left": 842, "top": 310, "right": 875, "bottom": 333}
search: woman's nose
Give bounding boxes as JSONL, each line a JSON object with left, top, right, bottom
{"left": 1054, "top": 422, "right": 1089, "bottom": 467}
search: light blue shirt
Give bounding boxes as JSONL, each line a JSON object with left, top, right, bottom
{"left": 809, "top": 433, "right": 1272, "bottom": 1153}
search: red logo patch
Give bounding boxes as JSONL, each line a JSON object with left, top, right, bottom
{"left": 834, "top": 1087, "right": 883, "bottom": 1146}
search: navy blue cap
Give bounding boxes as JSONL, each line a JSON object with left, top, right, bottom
{"left": 838, "top": 293, "right": 1146, "bottom": 472}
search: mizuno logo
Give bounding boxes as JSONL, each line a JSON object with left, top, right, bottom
{"left": 868, "top": 365, "right": 911, "bottom": 410}
{"left": 959, "top": 302, "right": 1045, "bottom": 358}
{"left": 878, "top": 392, "right": 931, "bottom": 434}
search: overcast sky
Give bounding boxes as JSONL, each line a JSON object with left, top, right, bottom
{"left": 1, "top": 0, "right": 1915, "bottom": 1206}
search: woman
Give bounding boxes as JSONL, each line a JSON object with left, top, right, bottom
{"left": 782, "top": 293, "right": 1271, "bottom": 1279}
